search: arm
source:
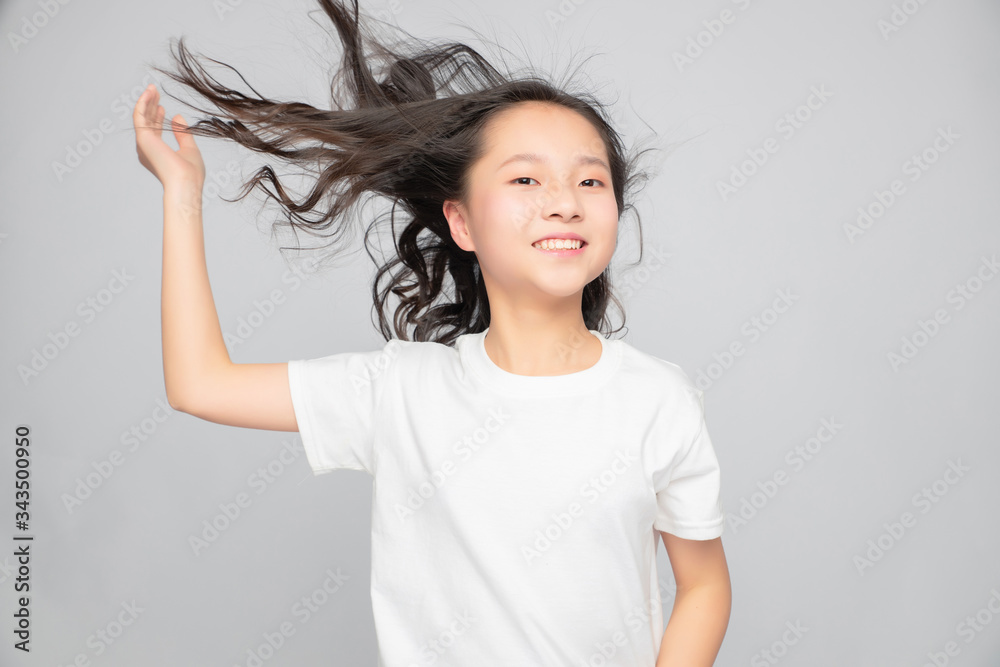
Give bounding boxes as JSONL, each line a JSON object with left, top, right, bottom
{"left": 655, "top": 533, "right": 731, "bottom": 667}
{"left": 135, "top": 84, "right": 298, "bottom": 432}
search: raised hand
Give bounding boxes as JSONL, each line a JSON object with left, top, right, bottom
{"left": 133, "top": 83, "right": 206, "bottom": 189}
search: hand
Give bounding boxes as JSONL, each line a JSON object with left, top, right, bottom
{"left": 133, "top": 83, "right": 206, "bottom": 190}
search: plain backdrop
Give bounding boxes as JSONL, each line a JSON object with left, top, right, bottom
{"left": 2, "top": 0, "right": 999, "bottom": 665}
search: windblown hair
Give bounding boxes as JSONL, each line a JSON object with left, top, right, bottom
{"left": 150, "top": 0, "right": 656, "bottom": 346}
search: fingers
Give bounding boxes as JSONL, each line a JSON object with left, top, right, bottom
{"left": 172, "top": 114, "right": 196, "bottom": 151}
{"left": 132, "top": 83, "right": 203, "bottom": 181}
{"left": 135, "top": 84, "right": 153, "bottom": 120}
{"left": 133, "top": 84, "right": 164, "bottom": 138}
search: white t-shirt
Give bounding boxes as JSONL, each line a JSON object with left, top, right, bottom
{"left": 288, "top": 328, "right": 724, "bottom": 667}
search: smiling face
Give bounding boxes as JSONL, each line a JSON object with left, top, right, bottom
{"left": 443, "top": 101, "right": 619, "bottom": 310}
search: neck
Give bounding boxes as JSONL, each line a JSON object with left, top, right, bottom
{"left": 482, "top": 312, "right": 599, "bottom": 377}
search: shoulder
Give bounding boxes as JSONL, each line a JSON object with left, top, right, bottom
{"left": 614, "top": 338, "right": 702, "bottom": 407}
{"left": 388, "top": 336, "right": 458, "bottom": 359}
{"left": 379, "top": 336, "right": 462, "bottom": 374}
{"left": 294, "top": 336, "right": 451, "bottom": 376}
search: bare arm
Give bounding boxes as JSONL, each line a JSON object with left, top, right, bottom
{"left": 135, "top": 84, "right": 298, "bottom": 432}
{"left": 655, "top": 534, "right": 732, "bottom": 667}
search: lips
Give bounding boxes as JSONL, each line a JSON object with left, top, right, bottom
{"left": 533, "top": 239, "right": 587, "bottom": 246}
{"left": 532, "top": 233, "right": 587, "bottom": 245}
{"left": 532, "top": 238, "right": 586, "bottom": 252}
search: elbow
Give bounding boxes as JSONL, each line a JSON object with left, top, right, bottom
{"left": 165, "top": 381, "right": 195, "bottom": 414}
{"left": 165, "top": 391, "right": 187, "bottom": 413}
{"left": 164, "top": 361, "right": 231, "bottom": 417}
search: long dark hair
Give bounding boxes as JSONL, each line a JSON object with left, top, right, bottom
{"left": 149, "top": 0, "right": 657, "bottom": 346}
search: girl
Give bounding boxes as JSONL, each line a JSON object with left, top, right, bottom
{"left": 133, "top": 1, "right": 731, "bottom": 664}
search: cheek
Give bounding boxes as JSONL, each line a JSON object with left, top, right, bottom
{"left": 473, "top": 191, "right": 512, "bottom": 240}
{"left": 480, "top": 187, "right": 537, "bottom": 236}
{"left": 469, "top": 192, "right": 518, "bottom": 265}
{"left": 589, "top": 201, "right": 619, "bottom": 264}
{"left": 594, "top": 194, "right": 619, "bottom": 221}
{"left": 591, "top": 198, "right": 619, "bottom": 239}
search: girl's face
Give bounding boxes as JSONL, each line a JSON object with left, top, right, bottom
{"left": 444, "top": 102, "right": 618, "bottom": 307}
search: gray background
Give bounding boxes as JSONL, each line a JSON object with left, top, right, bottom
{"left": 2, "top": 0, "right": 999, "bottom": 665}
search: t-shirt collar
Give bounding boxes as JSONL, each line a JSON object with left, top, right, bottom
{"left": 459, "top": 327, "right": 620, "bottom": 396}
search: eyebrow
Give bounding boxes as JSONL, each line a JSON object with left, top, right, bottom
{"left": 496, "top": 152, "right": 611, "bottom": 173}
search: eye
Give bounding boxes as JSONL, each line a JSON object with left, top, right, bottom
{"left": 512, "top": 177, "right": 605, "bottom": 186}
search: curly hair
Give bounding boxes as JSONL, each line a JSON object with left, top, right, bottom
{"left": 149, "top": 0, "right": 658, "bottom": 346}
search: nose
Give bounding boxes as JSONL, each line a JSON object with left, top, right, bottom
{"left": 540, "top": 179, "right": 583, "bottom": 222}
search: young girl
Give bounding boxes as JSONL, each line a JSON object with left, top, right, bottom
{"left": 133, "top": 1, "right": 731, "bottom": 664}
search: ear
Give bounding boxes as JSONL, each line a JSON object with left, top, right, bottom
{"left": 443, "top": 199, "right": 476, "bottom": 252}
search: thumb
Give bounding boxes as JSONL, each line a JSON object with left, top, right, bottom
{"left": 171, "top": 114, "right": 197, "bottom": 150}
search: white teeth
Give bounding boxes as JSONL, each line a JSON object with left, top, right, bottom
{"left": 533, "top": 239, "right": 583, "bottom": 250}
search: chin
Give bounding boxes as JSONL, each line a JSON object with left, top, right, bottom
{"left": 533, "top": 278, "right": 591, "bottom": 299}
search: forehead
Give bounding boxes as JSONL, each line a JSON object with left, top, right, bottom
{"left": 479, "top": 102, "right": 608, "bottom": 163}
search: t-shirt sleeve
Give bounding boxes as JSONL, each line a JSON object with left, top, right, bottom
{"left": 287, "top": 339, "right": 401, "bottom": 476}
{"left": 652, "top": 384, "right": 725, "bottom": 540}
